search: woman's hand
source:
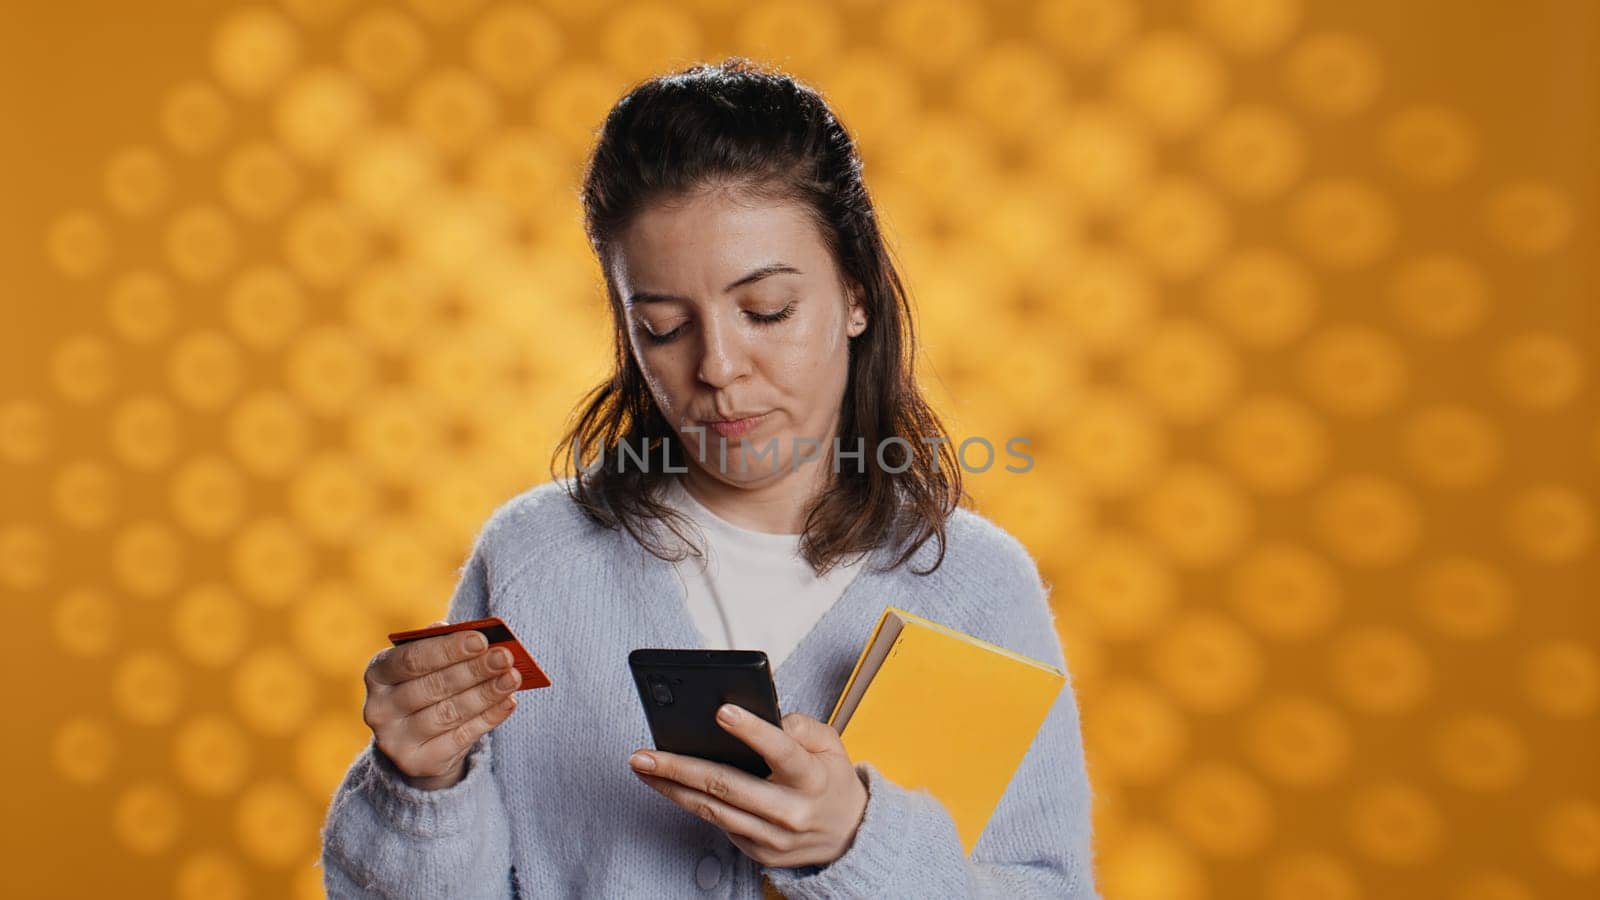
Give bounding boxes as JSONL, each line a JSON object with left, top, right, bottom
{"left": 362, "top": 621, "right": 522, "bottom": 791}
{"left": 628, "top": 705, "right": 869, "bottom": 869}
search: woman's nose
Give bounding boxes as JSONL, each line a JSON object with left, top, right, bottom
{"left": 696, "top": 314, "right": 749, "bottom": 387}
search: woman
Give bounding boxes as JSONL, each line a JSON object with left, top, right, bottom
{"left": 321, "top": 58, "right": 1097, "bottom": 899}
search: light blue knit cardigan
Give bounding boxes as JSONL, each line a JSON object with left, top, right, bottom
{"left": 320, "top": 477, "right": 1098, "bottom": 898}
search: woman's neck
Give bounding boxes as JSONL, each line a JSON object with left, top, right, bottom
{"left": 679, "top": 462, "right": 832, "bottom": 535}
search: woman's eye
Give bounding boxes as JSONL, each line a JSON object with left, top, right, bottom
{"left": 640, "top": 301, "right": 795, "bottom": 345}
{"left": 748, "top": 301, "right": 797, "bottom": 324}
{"left": 644, "top": 323, "right": 684, "bottom": 344}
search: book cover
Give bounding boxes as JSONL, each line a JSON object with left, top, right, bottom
{"left": 825, "top": 606, "right": 1066, "bottom": 855}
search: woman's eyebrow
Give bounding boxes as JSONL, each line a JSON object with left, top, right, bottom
{"left": 724, "top": 262, "right": 802, "bottom": 292}
{"left": 624, "top": 262, "right": 802, "bottom": 306}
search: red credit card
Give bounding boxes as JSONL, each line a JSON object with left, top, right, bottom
{"left": 388, "top": 617, "right": 552, "bottom": 690}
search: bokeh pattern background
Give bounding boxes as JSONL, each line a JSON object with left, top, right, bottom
{"left": 2, "top": 1, "right": 1595, "bottom": 897}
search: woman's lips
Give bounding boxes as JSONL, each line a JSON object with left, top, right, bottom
{"left": 703, "top": 412, "right": 770, "bottom": 438}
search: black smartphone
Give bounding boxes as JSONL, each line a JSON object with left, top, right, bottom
{"left": 628, "top": 649, "right": 783, "bottom": 778}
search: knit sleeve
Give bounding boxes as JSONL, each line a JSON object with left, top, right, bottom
{"left": 762, "top": 536, "right": 1099, "bottom": 899}
{"left": 319, "top": 540, "right": 517, "bottom": 899}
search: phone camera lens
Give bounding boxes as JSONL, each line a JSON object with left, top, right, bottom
{"left": 647, "top": 675, "right": 674, "bottom": 706}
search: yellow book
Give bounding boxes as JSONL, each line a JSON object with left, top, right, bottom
{"left": 825, "top": 606, "right": 1066, "bottom": 856}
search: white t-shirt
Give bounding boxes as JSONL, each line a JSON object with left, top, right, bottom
{"left": 658, "top": 477, "right": 868, "bottom": 671}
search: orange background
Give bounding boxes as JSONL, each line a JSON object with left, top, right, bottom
{"left": 2, "top": 1, "right": 1595, "bottom": 898}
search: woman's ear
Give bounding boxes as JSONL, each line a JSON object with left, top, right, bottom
{"left": 846, "top": 279, "right": 868, "bottom": 337}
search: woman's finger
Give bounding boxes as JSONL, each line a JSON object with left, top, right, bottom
{"left": 633, "top": 770, "right": 794, "bottom": 850}
{"left": 369, "top": 630, "right": 488, "bottom": 687}
{"left": 715, "top": 704, "right": 814, "bottom": 785}
{"left": 407, "top": 665, "right": 522, "bottom": 739}
{"left": 630, "top": 749, "right": 805, "bottom": 832}
{"left": 417, "top": 694, "right": 517, "bottom": 769}
{"left": 388, "top": 646, "right": 514, "bottom": 714}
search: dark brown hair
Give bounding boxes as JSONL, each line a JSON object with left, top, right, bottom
{"left": 550, "top": 57, "right": 963, "bottom": 577}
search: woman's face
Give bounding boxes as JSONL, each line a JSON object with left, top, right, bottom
{"left": 609, "top": 186, "right": 867, "bottom": 489}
